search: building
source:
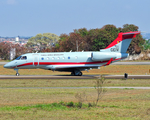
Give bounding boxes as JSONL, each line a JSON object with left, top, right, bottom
{"left": 15, "top": 36, "right": 20, "bottom": 44}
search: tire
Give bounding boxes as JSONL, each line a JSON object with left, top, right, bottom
{"left": 78, "top": 72, "right": 82, "bottom": 76}
{"left": 16, "top": 73, "right": 20, "bottom": 76}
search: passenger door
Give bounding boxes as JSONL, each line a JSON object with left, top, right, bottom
{"left": 33, "top": 54, "right": 39, "bottom": 67}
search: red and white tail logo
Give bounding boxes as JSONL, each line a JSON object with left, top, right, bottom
{"left": 101, "top": 31, "right": 140, "bottom": 53}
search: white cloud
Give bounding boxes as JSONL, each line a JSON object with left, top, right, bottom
{"left": 7, "top": 0, "right": 17, "bottom": 5}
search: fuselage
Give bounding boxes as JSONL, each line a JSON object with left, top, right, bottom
{"left": 4, "top": 51, "right": 128, "bottom": 72}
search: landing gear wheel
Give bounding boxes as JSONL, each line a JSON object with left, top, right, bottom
{"left": 78, "top": 72, "right": 82, "bottom": 76}
{"left": 16, "top": 73, "right": 20, "bottom": 76}
{"left": 71, "top": 72, "right": 75, "bottom": 76}
{"left": 14, "top": 69, "right": 19, "bottom": 76}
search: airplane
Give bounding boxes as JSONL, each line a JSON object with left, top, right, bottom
{"left": 4, "top": 31, "right": 140, "bottom": 76}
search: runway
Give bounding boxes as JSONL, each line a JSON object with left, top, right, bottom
{"left": 0, "top": 75, "right": 95, "bottom": 79}
{"left": 1, "top": 75, "right": 150, "bottom": 79}
{"left": 102, "top": 75, "right": 150, "bottom": 79}
{"left": 0, "top": 62, "right": 8, "bottom": 65}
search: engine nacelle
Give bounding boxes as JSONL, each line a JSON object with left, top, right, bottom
{"left": 91, "top": 52, "right": 117, "bottom": 61}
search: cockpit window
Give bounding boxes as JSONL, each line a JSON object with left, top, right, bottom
{"left": 15, "top": 56, "right": 22, "bottom": 60}
{"left": 21, "top": 56, "right": 27, "bottom": 60}
{"left": 15, "top": 56, "right": 27, "bottom": 60}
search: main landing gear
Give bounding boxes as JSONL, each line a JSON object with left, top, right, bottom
{"left": 14, "top": 69, "right": 20, "bottom": 76}
{"left": 71, "top": 71, "right": 82, "bottom": 76}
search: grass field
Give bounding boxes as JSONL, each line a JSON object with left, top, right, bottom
{"left": 1, "top": 89, "right": 150, "bottom": 119}
{"left": 1, "top": 65, "right": 150, "bottom": 75}
{"left": 1, "top": 79, "right": 150, "bottom": 87}
{"left": 1, "top": 65, "right": 150, "bottom": 119}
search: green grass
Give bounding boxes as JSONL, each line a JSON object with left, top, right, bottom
{"left": 1, "top": 88, "right": 150, "bottom": 119}
{"left": 1, "top": 64, "right": 150, "bottom": 119}
{"left": 0, "top": 60, "right": 11, "bottom": 62}
{"left": 0, "top": 103, "right": 70, "bottom": 111}
{"left": 1, "top": 92, "right": 150, "bottom": 120}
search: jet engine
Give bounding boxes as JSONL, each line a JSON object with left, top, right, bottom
{"left": 91, "top": 52, "right": 116, "bottom": 61}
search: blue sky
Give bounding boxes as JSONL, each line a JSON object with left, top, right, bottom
{"left": 0, "top": 0, "right": 150, "bottom": 37}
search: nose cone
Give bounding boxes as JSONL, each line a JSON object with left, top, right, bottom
{"left": 4, "top": 63, "right": 9, "bottom": 68}
{"left": 4, "top": 62, "right": 13, "bottom": 68}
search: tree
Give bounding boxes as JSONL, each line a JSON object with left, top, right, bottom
{"left": 87, "top": 29, "right": 112, "bottom": 51}
{"left": 76, "top": 28, "right": 88, "bottom": 37}
{"left": 0, "top": 42, "right": 11, "bottom": 60}
{"left": 121, "top": 24, "right": 145, "bottom": 54}
{"left": 68, "top": 32, "right": 84, "bottom": 51}
{"left": 57, "top": 34, "right": 71, "bottom": 52}
{"left": 54, "top": 24, "right": 144, "bottom": 54}
{"left": 122, "top": 24, "right": 138, "bottom": 32}
{"left": 57, "top": 32, "right": 84, "bottom": 52}
{"left": 143, "top": 39, "right": 150, "bottom": 50}
{"left": 102, "top": 24, "right": 120, "bottom": 40}
{"left": 26, "top": 33, "right": 59, "bottom": 52}
{"left": 15, "top": 44, "right": 32, "bottom": 58}
{"left": 0, "top": 42, "right": 32, "bottom": 60}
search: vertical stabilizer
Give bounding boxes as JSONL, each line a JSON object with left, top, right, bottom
{"left": 100, "top": 31, "right": 140, "bottom": 53}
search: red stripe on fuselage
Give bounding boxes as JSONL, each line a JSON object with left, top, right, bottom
{"left": 39, "top": 60, "right": 109, "bottom": 65}
{"left": 15, "top": 58, "right": 122, "bottom": 68}
{"left": 16, "top": 62, "right": 33, "bottom": 68}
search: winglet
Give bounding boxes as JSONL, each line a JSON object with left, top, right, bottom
{"left": 104, "top": 58, "right": 113, "bottom": 66}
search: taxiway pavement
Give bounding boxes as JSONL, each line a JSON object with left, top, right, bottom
{"left": 0, "top": 75, "right": 150, "bottom": 79}
{"left": 0, "top": 75, "right": 95, "bottom": 79}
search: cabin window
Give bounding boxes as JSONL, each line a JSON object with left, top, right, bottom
{"left": 52, "top": 57, "right": 55, "bottom": 60}
{"left": 57, "top": 57, "right": 60, "bottom": 60}
{"left": 62, "top": 57, "right": 65, "bottom": 59}
{"left": 68, "top": 57, "right": 70, "bottom": 59}
{"left": 75, "top": 56, "right": 78, "bottom": 59}
{"left": 41, "top": 57, "right": 44, "bottom": 60}
{"left": 47, "top": 57, "right": 49, "bottom": 60}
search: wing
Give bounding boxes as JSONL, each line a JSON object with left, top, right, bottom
{"left": 44, "top": 59, "right": 113, "bottom": 72}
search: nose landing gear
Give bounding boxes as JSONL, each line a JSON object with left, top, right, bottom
{"left": 14, "top": 69, "right": 20, "bottom": 76}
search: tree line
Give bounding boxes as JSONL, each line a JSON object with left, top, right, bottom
{"left": 0, "top": 24, "right": 146, "bottom": 60}
{"left": 0, "top": 42, "right": 32, "bottom": 60}
{"left": 45, "top": 24, "right": 145, "bottom": 55}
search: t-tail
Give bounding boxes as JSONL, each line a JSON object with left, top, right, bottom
{"left": 101, "top": 31, "right": 140, "bottom": 53}
{"left": 92, "top": 31, "right": 141, "bottom": 64}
